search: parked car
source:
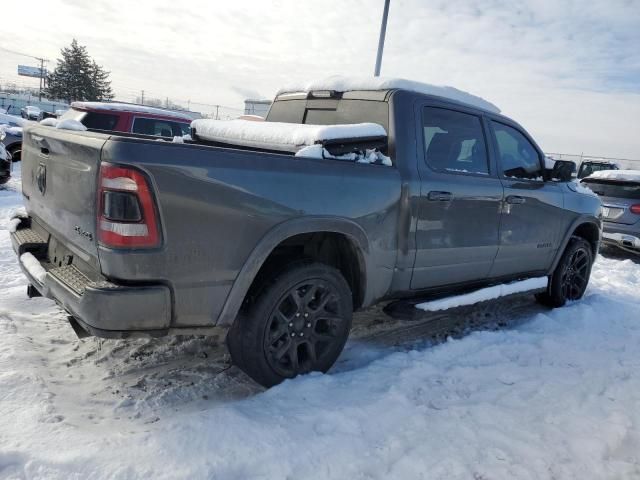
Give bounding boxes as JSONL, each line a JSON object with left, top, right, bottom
{"left": 0, "top": 130, "right": 11, "bottom": 185}
{"left": 582, "top": 170, "right": 640, "bottom": 254}
{"left": 11, "top": 77, "right": 602, "bottom": 387}
{"left": 21, "top": 106, "right": 41, "bottom": 120}
{"left": 577, "top": 160, "right": 619, "bottom": 179}
{"left": 0, "top": 113, "right": 24, "bottom": 162}
{"left": 58, "top": 102, "right": 194, "bottom": 137}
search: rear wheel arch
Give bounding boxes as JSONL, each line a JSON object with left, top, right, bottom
{"left": 217, "top": 218, "right": 371, "bottom": 327}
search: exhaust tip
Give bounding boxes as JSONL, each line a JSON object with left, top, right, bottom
{"left": 68, "top": 316, "right": 91, "bottom": 339}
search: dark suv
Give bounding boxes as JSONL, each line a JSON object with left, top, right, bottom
{"left": 12, "top": 77, "right": 602, "bottom": 387}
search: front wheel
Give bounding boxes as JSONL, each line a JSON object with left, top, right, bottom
{"left": 227, "top": 262, "right": 353, "bottom": 387}
{"left": 536, "top": 236, "right": 594, "bottom": 308}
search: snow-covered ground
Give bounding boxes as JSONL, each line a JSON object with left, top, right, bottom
{"left": 2, "top": 165, "right": 640, "bottom": 479}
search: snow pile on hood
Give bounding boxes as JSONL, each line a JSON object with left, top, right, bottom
{"left": 191, "top": 118, "right": 387, "bottom": 153}
{"left": 585, "top": 169, "right": 640, "bottom": 182}
{"left": 39, "top": 118, "right": 87, "bottom": 131}
{"left": 277, "top": 75, "right": 500, "bottom": 114}
{"left": 0, "top": 112, "right": 26, "bottom": 127}
{"left": 72, "top": 102, "right": 194, "bottom": 121}
{"left": 0, "top": 125, "right": 23, "bottom": 137}
{"left": 295, "top": 144, "right": 392, "bottom": 166}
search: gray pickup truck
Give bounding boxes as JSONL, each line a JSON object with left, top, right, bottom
{"left": 11, "top": 79, "right": 602, "bottom": 386}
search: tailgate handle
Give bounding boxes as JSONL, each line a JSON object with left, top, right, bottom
{"left": 427, "top": 191, "right": 453, "bottom": 201}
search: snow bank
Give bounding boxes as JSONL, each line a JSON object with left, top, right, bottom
{"left": 39, "top": 118, "right": 88, "bottom": 131}
{"left": 72, "top": 102, "right": 194, "bottom": 121}
{"left": 277, "top": 75, "right": 500, "bottom": 113}
{"left": 19, "top": 252, "right": 47, "bottom": 283}
{"left": 417, "top": 277, "right": 548, "bottom": 311}
{"left": 0, "top": 112, "right": 26, "bottom": 127}
{"left": 40, "top": 117, "right": 58, "bottom": 127}
{"left": 585, "top": 169, "right": 640, "bottom": 182}
{"left": 191, "top": 118, "right": 386, "bottom": 153}
{"left": 56, "top": 119, "right": 87, "bottom": 131}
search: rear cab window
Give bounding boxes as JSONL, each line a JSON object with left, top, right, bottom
{"left": 580, "top": 179, "right": 640, "bottom": 199}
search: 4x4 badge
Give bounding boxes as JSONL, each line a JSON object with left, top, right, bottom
{"left": 36, "top": 163, "right": 47, "bottom": 195}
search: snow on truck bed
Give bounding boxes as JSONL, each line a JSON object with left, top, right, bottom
{"left": 191, "top": 118, "right": 387, "bottom": 153}
{"left": 277, "top": 75, "right": 501, "bottom": 114}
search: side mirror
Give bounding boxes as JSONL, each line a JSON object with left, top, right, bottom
{"left": 550, "top": 160, "right": 576, "bottom": 182}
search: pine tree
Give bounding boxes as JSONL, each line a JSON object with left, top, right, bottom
{"left": 45, "top": 39, "right": 114, "bottom": 102}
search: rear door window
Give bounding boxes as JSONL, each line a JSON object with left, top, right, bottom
{"left": 422, "top": 107, "right": 489, "bottom": 175}
{"left": 132, "top": 117, "right": 187, "bottom": 137}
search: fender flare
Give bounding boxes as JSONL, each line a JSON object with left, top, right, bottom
{"left": 216, "top": 216, "right": 372, "bottom": 326}
{"left": 549, "top": 215, "right": 601, "bottom": 273}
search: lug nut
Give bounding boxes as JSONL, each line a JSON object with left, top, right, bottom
{"left": 288, "top": 322, "right": 293, "bottom": 327}
{"left": 306, "top": 323, "right": 311, "bottom": 328}
{"left": 291, "top": 333, "right": 296, "bottom": 337}
{"left": 304, "top": 313, "right": 309, "bottom": 318}
{"left": 296, "top": 313, "right": 300, "bottom": 317}
{"left": 299, "top": 332, "right": 304, "bottom": 337}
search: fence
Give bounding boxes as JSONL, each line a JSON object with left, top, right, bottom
{"left": 0, "top": 92, "right": 70, "bottom": 116}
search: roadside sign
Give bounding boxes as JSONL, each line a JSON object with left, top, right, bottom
{"left": 18, "top": 65, "right": 46, "bottom": 78}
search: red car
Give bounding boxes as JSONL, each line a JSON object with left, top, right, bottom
{"left": 59, "top": 102, "right": 194, "bottom": 137}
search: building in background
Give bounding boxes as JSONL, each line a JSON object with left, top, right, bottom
{"left": 244, "top": 99, "right": 271, "bottom": 118}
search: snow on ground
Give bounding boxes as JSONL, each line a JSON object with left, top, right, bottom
{"left": 2, "top": 165, "right": 640, "bottom": 479}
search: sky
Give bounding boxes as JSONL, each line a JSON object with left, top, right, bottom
{"left": 1, "top": 0, "right": 639, "bottom": 158}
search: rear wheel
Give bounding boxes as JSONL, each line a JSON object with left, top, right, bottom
{"left": 7, "top": 145, "right": 21, "bottom": 162}
{"left": 536, "top": 236, "right": 593, "bottom": 308}
{"left": 227, "top": 262, "right": 353, "bottom": 387}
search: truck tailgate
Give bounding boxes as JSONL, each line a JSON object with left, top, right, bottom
{"left": 21, "top": 126, "right": 107, "bottom": 268}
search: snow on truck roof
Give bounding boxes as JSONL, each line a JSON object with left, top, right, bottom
{"left": 190, "top": 119, "right": 386, "bottom": 153}
{"left": 277, "top": 75, "right": 500, "bottom": 114}
{"left": 71, "top": 102, "right": 194, "bottom": 121}
{"left": 584, "top": 170, "right": 640, "bottom": 182}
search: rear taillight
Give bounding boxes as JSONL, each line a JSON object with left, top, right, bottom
{"left": 97, "top": 163, "right": 161, "bottom": 248}
{"left": 630, "top": 204, "right": 640, "bottom": 215}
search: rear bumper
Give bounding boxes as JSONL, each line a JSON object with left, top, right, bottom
{"left": 11, "top": 217, "right": 172, "bottom": 338}
{"left": 602, "top": 221, "right": 640, "bottom": 251}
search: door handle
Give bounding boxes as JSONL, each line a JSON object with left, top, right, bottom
{"left": 506, "top": 195, "right": 525, "bottom": 205}
{"left": 427, "top": 191, "right": 453, "bottom": 201}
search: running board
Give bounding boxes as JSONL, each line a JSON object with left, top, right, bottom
{"left": 384, "top": 277, "right": 548, "bottom": 320}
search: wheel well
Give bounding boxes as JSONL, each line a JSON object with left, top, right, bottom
{"left": 245, "top": 232, "right": 366, "bottom": 310}
{"left": 572, "top": 222, "right": 600, "bottom": 255}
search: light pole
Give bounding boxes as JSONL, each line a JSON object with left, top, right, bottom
{"left": 374, "top": 0, "right": 391, "bottom": 77}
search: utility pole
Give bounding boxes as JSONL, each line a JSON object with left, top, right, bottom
{"left": 37, "top": 57, "right": 47, "bottom": 102}
{"left": 215, "top": 105, "right": 219, "bottom": 120}
{"left": 141, "top": 90, "right": 145, "bottom": 105}
{"left": 374, "top": 0, "right": 391, "bottom": 77}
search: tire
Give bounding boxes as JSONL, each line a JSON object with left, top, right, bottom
{"left": 7, "top": 146, "right": 21, "bottom": 162}
{"left": 536, "top": 236, "right": 593, "bottom": 308}
{"left": 226, "top": 262, "right": 353, "bottom": 387}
